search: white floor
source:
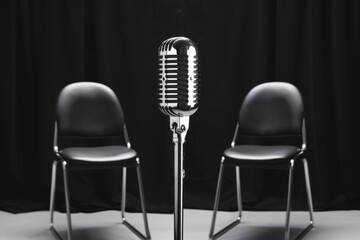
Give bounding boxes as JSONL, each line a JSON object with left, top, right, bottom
{"left": 0, "top": 209, "right": 359, "bottom": 240}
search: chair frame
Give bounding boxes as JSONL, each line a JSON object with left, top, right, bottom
{"left": 209, "top": 120, "right": 314, "bottom": 240}
{"left": 49, "top": 122, "right": 151, "bottom": 240}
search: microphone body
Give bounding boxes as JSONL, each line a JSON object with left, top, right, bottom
{"left": 158, "top": 36, "right": 200, "bottom": 118}
{"left": 158, "top": 37, "right": 200, "bottom": 240}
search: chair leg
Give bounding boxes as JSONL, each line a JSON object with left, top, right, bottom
{"left": 209, "top": 158, "right": 314, "bottom": 240}
{"left": 209, "top": 157, "right": 241, "bottom": 240}
{"left": 121, "top": 158, "right": 151, "bottom": 240}
{"left": 284, "top": 158, "right": 314, "bottom": 240}
{"left": 50, "top": 160, "right": 72, "bottom": 240}
{"left": 287, "top": 158, "right": 314, "bottom": 240}
{"left": 209, "top": 159, "right": 224, "bottom": 239}
{"left": 50, "top": 161, "right": 58, "bottom": 229}
{"left": 285, "top": 160, "right": 295, "bottom": 240}
{"left": 136, "top": 162, "right": 151, "bottom": 239}
{"left": 235, "top": 166, "right": 242, "bottom": 221}
{"left": 121, "top": 167, "right": 127, "bottom": 222}
{"left": 62, "top": 161, "right": 73, "bottom": 240}
{"left": 302, "top": 158, "right": 314, "bottom": 225}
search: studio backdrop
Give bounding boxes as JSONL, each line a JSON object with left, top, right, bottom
{"left": 1, "top": 0, "right": 359, "bottom": 213}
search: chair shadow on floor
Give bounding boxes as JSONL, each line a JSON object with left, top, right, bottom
{"left": 50, "top": 224, "right": 143, "bottom": 240}
{"left": 218, "top": 222, "right": 312, "bottom": 240}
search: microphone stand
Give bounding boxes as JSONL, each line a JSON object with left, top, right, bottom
{"left": 170, "top": 116, "right": 189, "bottom": 240}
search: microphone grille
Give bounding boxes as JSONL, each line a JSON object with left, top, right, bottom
{"left": 158, "top": 37, "right": 200, "bottom": 117}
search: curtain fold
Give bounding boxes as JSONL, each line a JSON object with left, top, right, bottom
{"left": 0, "top": 0, "right": 359, "bottom": 213}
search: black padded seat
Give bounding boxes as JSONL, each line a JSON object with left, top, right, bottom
{"left": 59, "top": 146, "right": 138, "bottom": 168}
{"left": 223, "top": 145, "right": 301, "bottom": 169}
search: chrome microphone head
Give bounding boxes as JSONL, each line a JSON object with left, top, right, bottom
{"left": 158, "top": 37, "right": 200, "bottom": 117}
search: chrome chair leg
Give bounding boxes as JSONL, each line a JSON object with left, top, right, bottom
{"left": 285, "top": 160, "right": 295, "bottom": 240}
{"left": 62, "top": 161, "right": 73, "bottom": 240}
{"left": 209, "top": 159, "right": 224, "bottom": 239}
{"left": 50, "top": 160, "right": 150, "bottom": 240}
{"left": 50, "top": 160, "right": 65, "bottom": 240}
{"left": 136, "top": 163, "right": 151, "bottom": 239}
{"left": 121, "top": 167, "right": 127, "bottom": 221}
{"left": 210, "top": 158, "right": 314, "bottom": 240}
{"left": 209, "top": 157, "right": 241, "bottom": 240}
{"left": 50, "top": 161, "right": 58, "bottom": 229}
{"left": 235, "top": 166, "right": 242, "bottom": 221}
{"left": 287, "top": 158, "right": 314, "bottom": 240}
{"left": 284, "top": 158, "right": 314, "bottom": 240}
{"left": 121, "top": 159, "right": 151, "bottom": 240}
{"left": 50, "top": 160, "right": 72, "bottom": 240}
{"left": 303, "top": 158, "right": 314, "bottom": 224}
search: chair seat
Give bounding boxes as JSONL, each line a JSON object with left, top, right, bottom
{"left": 223, "top": 145, "right": 302, "bottom": 169}
{"left": 59, "top": 145, "right": 138, "bottom": 168}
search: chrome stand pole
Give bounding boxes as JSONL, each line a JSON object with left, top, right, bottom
{"left": 170, "top": 116, "right": 189, "bottom": 240}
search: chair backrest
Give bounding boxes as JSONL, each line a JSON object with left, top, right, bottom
{"left": 56, "top": 82, "right": 125, "bottom": 137}
{"left": 238, "top": 82, "right": 304, "bottom": 137}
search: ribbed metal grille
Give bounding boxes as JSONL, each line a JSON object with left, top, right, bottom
{"left": 158, "top": 37, "right": 200, "bottom": 116}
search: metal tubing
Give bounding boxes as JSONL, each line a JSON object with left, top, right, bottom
{"left": 169, "top": 117, "right": 189, "bottom": 240}
{"left": 209, "top": 157, "right": 314, "bottom": 240}
{"left": 294, "top": 224, "right": 313, "bottom": 240}
{"left": 303, "top": 159, "right": 314, "bottom": 224}
{"left": 235, "top": 166, "right": 242, "bottom": 220}
{"left": 50, "top": 161, "right": 58, "bottom": 227}
{"left": 120, "top": 163, "right": 151, "bottom": 240}
{"left": 62, "top": 161, "right": 72, "bottom": 240}
{"left": 173, "top": 131, "right": 184, "bottom": 240}
{"left": 209, "top": 160, "right": 241, "bottom": 240}
{"left": 49, "top": 159, "right": 67, "bottom": 240}
{"left": 136, "top": 162, "right": 152, "bottom": 239}
{"left": 121, "top": 167, "right": 127, "bottom": 221}
{"left": 208, "top": 161, "right": 224, "bottom": 239}
{"left": 231, "top": 124, "right": 239, "bottom": 147}
{"left": 284, "top": 157, "right": 314, "bottom": 240}
{"left": 123, "top": 220, "right": 147, "bottom": 240}
{"left": 212, "top": 219, "right": 241, "bottom": 240}
{"left": 285, "top": 160, "right": 295, "bottom": 240}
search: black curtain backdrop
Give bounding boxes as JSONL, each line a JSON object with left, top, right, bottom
{"left": 1, "top": 0, "right": 359, "bottom": 214}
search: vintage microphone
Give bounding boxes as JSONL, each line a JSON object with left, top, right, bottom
{"left": 158, "top": 36, "right": 200, "bottom": 240}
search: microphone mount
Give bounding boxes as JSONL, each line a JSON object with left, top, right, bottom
{"left": 170, "top": 116, "right": 189, "bottom": 135}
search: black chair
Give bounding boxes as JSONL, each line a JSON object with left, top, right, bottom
{"left": 49, "top": 82, "right": 151, "bottom": 240}
{"left": 209, "top": 82, "right": 314, "bottom": 240}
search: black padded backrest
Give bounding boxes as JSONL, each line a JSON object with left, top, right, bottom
{"left": 56, "top": 82, "right": 124, "bottom": 137}
{"left": 238, "top": 82, "right": 304, "bottom": 136}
